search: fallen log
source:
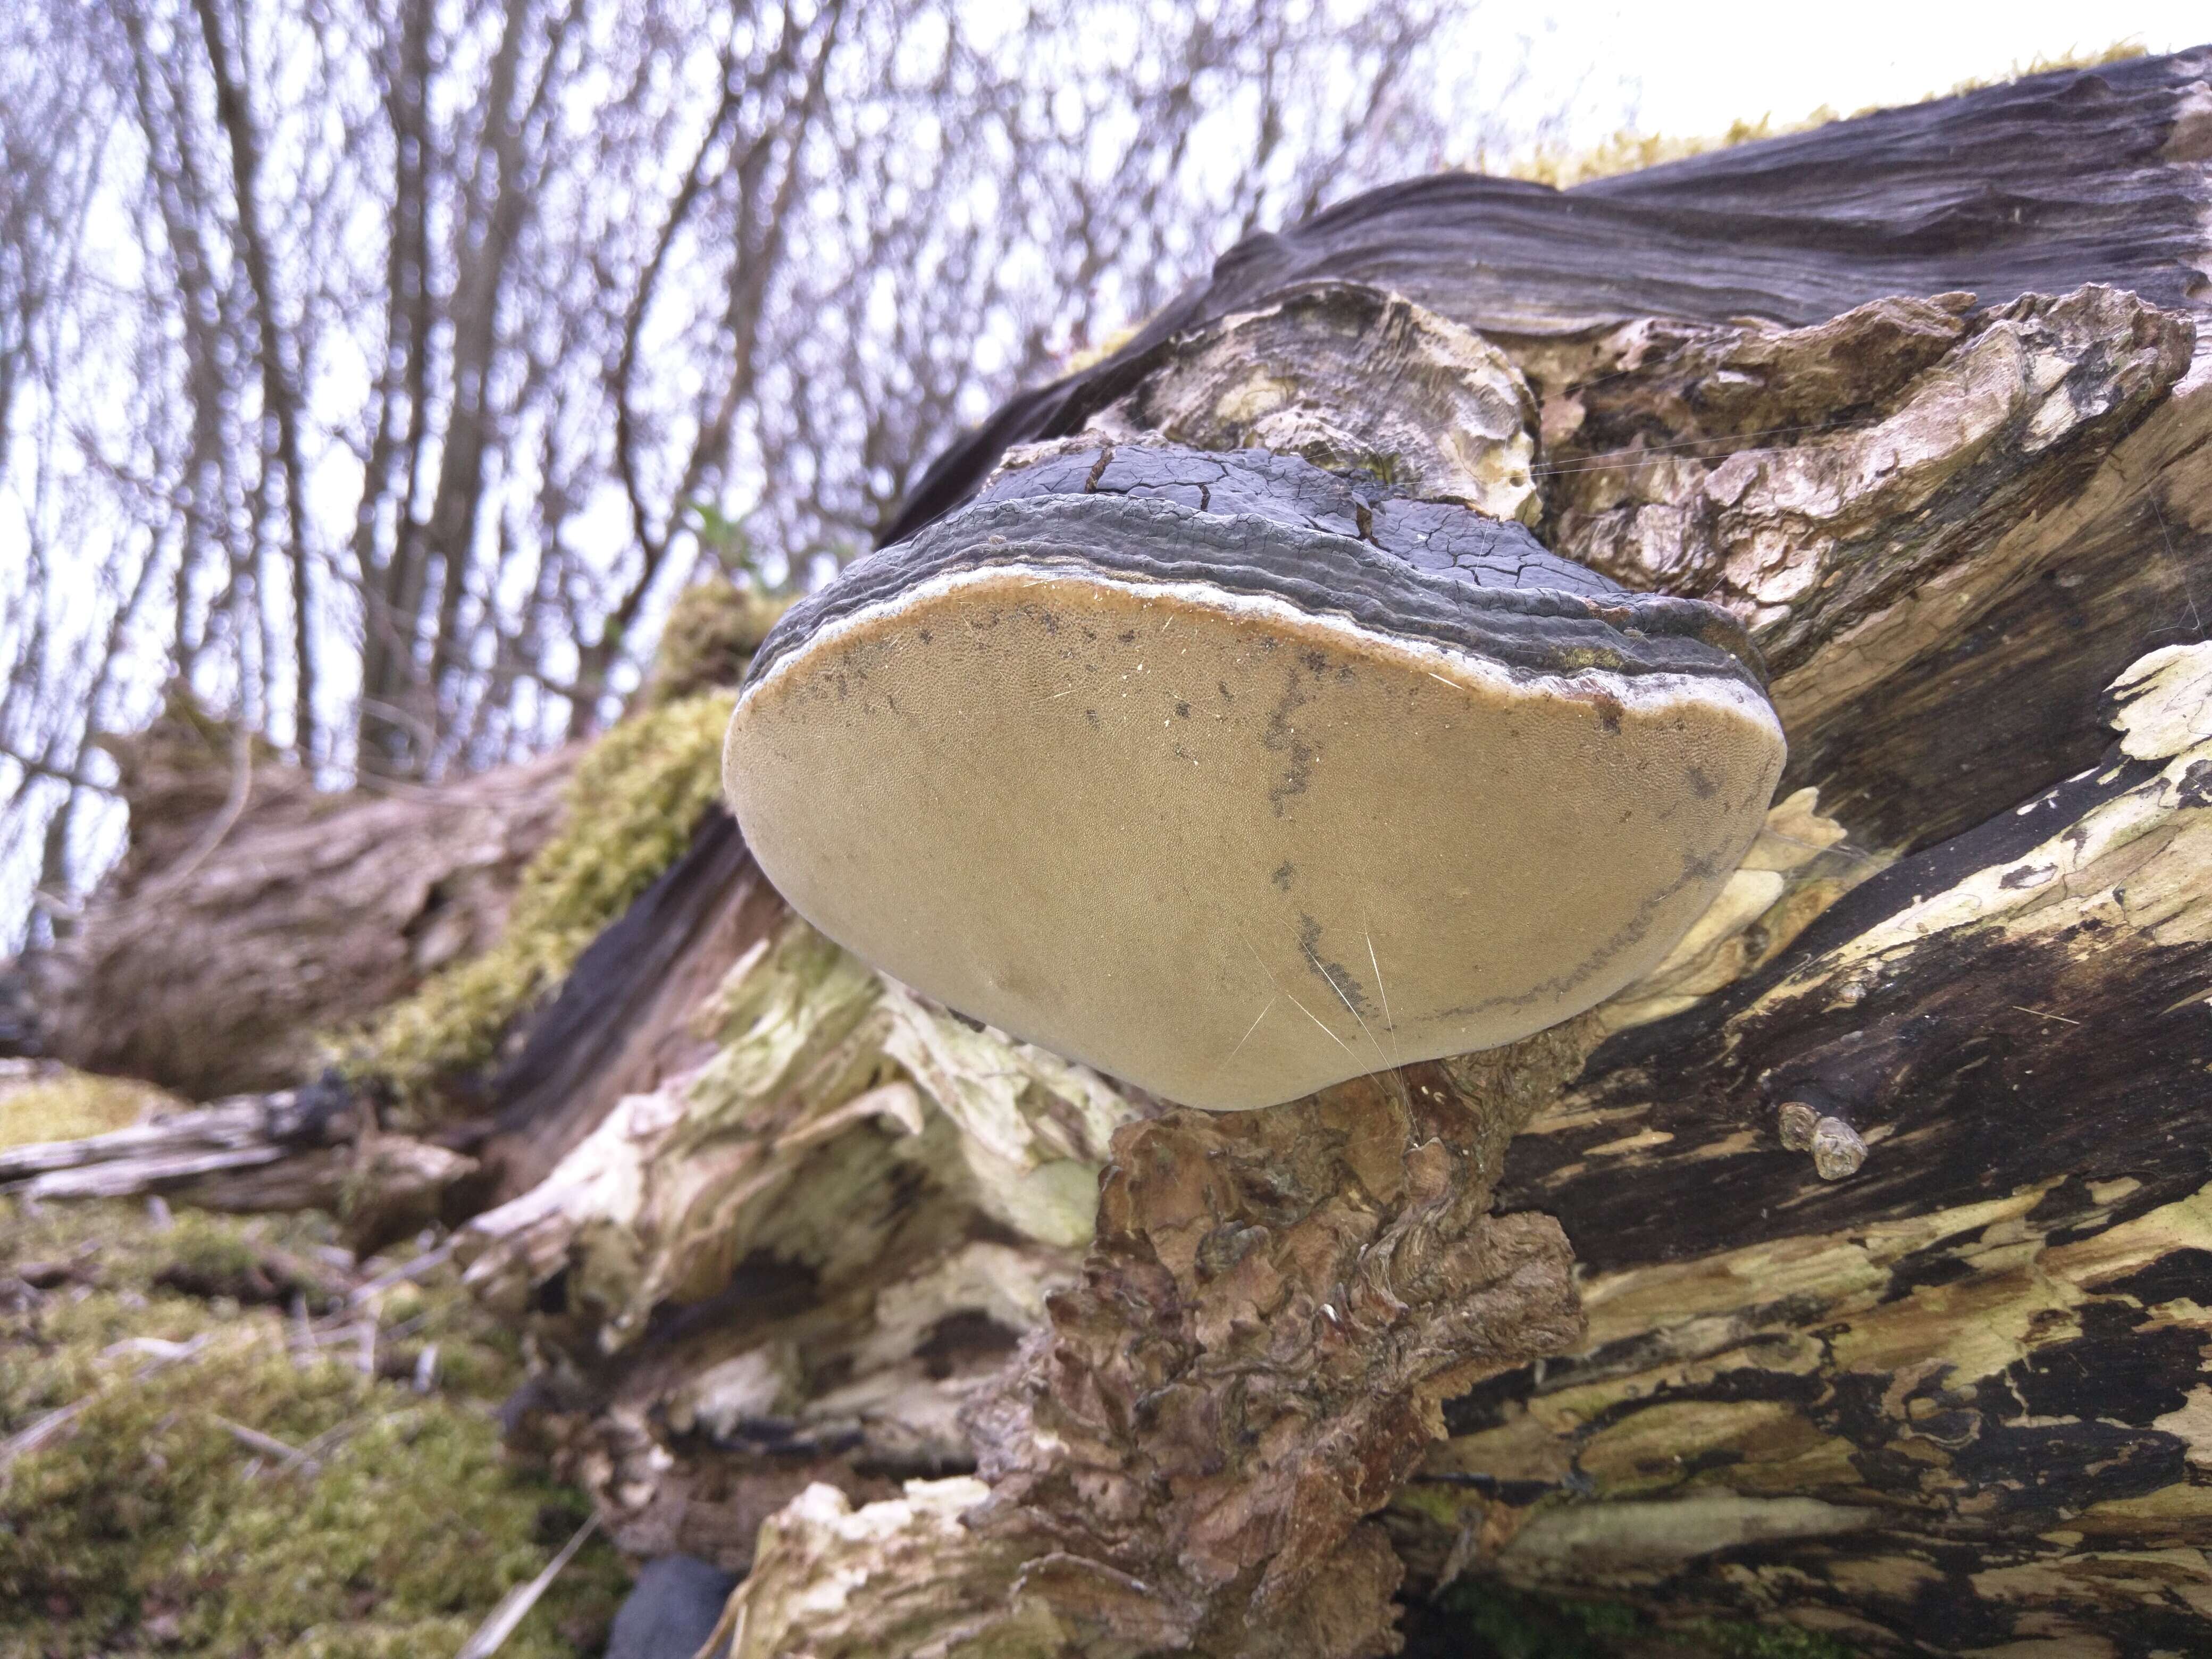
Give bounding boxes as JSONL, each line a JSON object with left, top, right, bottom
{"left": 33, "top": 699, "right": 576, "bottom": 1099}
{"left": 701, "top": 53, "right": 2212, "bottom": 1657}
{"left": 13, "top": 46, "right": 2212, "bottom": 1659}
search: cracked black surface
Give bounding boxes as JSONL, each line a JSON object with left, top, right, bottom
{"left": 740, "top": 443, "right": 1769, "bottom": 696}
{"left": 979, "top": 444, "right": 1613, "bottom": 597}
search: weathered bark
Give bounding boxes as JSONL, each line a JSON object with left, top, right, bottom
{"left": 1533, "top": 284, "right": 2198, "bottom": 853}
{"left": 1078, "top": 283, "right": 1542, "bottom": 523}
{"left": 36, "top": 698, "right": 575, "bottom": 1096}
{"left": 1389, "top": 642, "right": 2212, "bottom": 1653}
{"left": 883, "top": 49, "right": 2212, "bottom": 542}
{"left": 946, "top": 1044, "right": 1594, "bottom": 1659}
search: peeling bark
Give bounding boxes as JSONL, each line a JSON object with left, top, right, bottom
{"left": 461, "top": 918, "right": 1138, "bottom": 1566}
{"left": 1530, "top": 284, "right": 2199, "bottom": 851}
{"left": 1079, "top": 284, "right": 1541, "bottom": 522}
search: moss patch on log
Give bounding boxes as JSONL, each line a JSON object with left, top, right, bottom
{"left": 641, "top": 581, "right": 790, "bottom": 709}
{"left": 352, "top": 690, "right": 734, "bottom": 1103}
{"left": 1, "top": 1198, "right": 627, "bottom": 1656}
{"left": 0, "top": 1062, "right": 173, "bottom": 1150}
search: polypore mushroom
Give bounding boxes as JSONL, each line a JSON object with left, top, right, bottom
{"left": 723, "top": 443, "right": 1786, "bottom": 1111}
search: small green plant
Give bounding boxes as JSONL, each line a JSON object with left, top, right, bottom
{"left": 685, "top": 499, "right": 772, "bottom": 589}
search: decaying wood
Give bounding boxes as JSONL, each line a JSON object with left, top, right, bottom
{"left": 37, "top": 700, "right": 575, "bottom": 1097}
{"left": 1535, "top": 284, "right": 2201, "bottom": 852}
{"left": 464, "top": 919, "right": 1138, "bottom": 1567}
{"left": 657, "top": 1035, "right": 1595, "bottom": 1659}
{"left": 476, "top": 808, "right": 785, "bottom": 1201}
{"left": 0, "top": 1079, "right": 473, "bottom": 1249}
{"left": 0, "top": 1079, "right": 360, "bottom": 1196}
{"left": 1385, "top": 642, "right": 2212, "bottom": 1653}
{"left": 949, "top": 1041, "right": 1592, "bottom": 1659}
{"left": 12, "top": 47, "right": 2212, "bottom": 1659}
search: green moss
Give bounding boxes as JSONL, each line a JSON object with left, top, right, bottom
{"left": 352, "top": 690, "right": 735, "bottom": 1104}
{"left": 1686, "top": 1619, "right": 1857, "bottom": 1659}
{"left": 643, "top": 580, "right": 791, "bottom": 709}
{"left": 0, "top": 1065, "right": 172, "bottom": 1149}
{"left": 1, "top": 1199, "right": 627, "bottom": 1657}
{"left": 1433, "top": 1579, "right": 1644, "bottom": 1658}
{"left": 165, "top": 1211, "right": 265, "bottom": 1280}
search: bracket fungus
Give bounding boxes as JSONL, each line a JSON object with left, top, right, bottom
{"left": 723, "top": 443, "right": 1786, "bottom": 1111}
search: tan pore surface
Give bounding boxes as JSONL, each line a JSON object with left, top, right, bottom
{"left": 724, "top": 568, "right": 1785, "bottom": 1111}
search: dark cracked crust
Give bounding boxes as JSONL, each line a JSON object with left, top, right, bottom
{"left": 742, "top": 443, "right": 1769, "bottom": 698}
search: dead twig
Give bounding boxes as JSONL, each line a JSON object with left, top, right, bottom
{"left": 215, "top": 1414, "right": 307, "bottom": 1468}
{"left": 1, "top": 1331, "right": 214, "bottom": 1478}
{"left": 346, "top": 1237, "right": 455, "bottom": 1308}
{"left": 455, "top": 1512, "right": 601, "bottom": 1658}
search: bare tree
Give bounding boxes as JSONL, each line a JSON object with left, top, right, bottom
{"left": 0, "top": 0, "right": 1544, "bottom": 945}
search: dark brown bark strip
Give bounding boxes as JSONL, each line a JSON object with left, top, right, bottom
{"left": 479, "top": 807, "right": 784, "bottom": 1199}
{"left": 884, "top": 49, "right": 2212, "bottom": 545}
{"left": 1391, "top": 643, "right": 2212, "bottom": 1653}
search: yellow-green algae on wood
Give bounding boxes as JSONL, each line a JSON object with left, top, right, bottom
{"left": 351, "top": 690, "right": 734, "bottom": 1106}
{"left": 1, "top": 1199, "right": 627, "bottom": 1657}
{"left": 460, "top": 917, "right": 1138, "bottom": 1353}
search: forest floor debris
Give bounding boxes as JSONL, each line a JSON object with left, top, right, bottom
{"left": 0, "top": 1192, "right": 630, "bottom": 1658}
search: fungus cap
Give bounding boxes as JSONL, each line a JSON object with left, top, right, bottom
{"left": 723, "top": 445, "right": 1786, "bottom": 1112}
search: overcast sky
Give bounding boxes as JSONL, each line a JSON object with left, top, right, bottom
{"left": 1525, "top": 1, "right": 2207, "bottom": 147}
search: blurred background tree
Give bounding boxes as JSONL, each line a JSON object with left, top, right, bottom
{"left": 0, "top": 0, "right": 1562, "bottom": 948}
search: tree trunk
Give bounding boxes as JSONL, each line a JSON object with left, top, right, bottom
{"left": 19, "top": 47, "right": 2212, "bottom": 1659}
